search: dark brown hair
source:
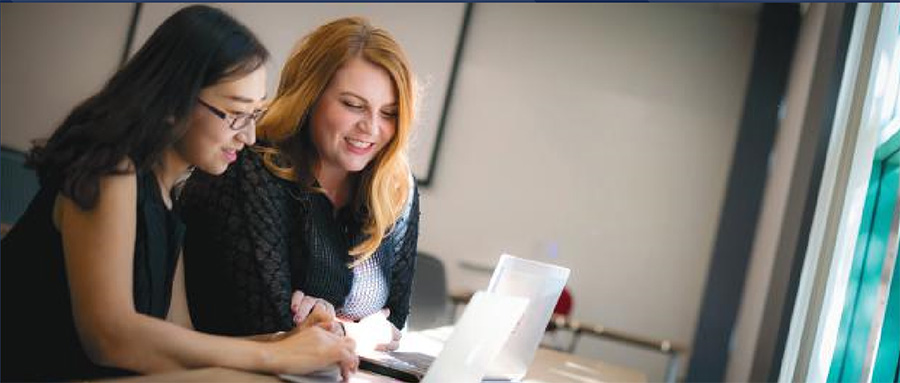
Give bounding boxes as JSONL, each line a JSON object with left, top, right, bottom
{"left": 29, "top": 5, "right": 269, "bottom": 209}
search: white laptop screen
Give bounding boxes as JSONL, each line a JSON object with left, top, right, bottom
{"left": 485, "top": 254, "right": 571, "bottom": 381}
{"left": 422, "top": 291, "right": 528, "bottom": 383}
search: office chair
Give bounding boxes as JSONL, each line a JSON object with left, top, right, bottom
{"left": 407, "top": 252, "right": 452, "bottom": 331}
{"left": 1, "top": 147, "right": 40, "bottom": 226}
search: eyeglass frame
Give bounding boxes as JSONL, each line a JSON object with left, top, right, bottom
{"left": 196, "top": 98, "right": 265, "bottom": 131}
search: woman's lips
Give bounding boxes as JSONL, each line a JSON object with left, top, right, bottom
{"left": 223, "top": 148, "right": 238, "bottom": 163}
{"left": 345, "top": 137, "right": 374, "bottom": 155}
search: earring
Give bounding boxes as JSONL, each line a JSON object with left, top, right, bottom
{"left": 172, "top": 166, "right": 195, "bottom": 202}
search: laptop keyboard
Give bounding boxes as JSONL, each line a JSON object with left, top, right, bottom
{"left": 386, "top": 351, "right": 436, "bottom": 372}
{"left": 359, "top": 351, "right": 437, "bottom": 382}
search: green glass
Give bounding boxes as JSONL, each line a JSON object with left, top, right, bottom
{"left": 829, "top": 138, "right": 900, "bottom": 383}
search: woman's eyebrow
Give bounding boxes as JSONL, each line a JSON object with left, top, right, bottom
{"left": 339, "top": 91, "right": 367, "bottom": 103}
{"left": 340, "top": 91, "right": 397, "bottom": 108}
{"left": 223, "top": 94, "right": 268, "bottom": 103}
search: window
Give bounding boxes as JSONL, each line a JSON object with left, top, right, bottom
{"left": 828, "top": 5, "right": 900, "bottom": 382}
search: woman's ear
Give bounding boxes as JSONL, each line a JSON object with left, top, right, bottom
{"left": 169, "top": 115, "right": 192, "bottom": 143}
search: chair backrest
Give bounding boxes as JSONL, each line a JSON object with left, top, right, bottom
{"left": 1, "top": 147, "right": 40, "bottom": 225}
{"left": 407, "top": 252, "right": 451, "bottom": 330}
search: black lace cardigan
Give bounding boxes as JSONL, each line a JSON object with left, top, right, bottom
{"left": 179, "top": 148, "right": 419, "bottom": 335}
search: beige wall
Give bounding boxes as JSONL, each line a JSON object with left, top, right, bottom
{"left": 130, "top": 4, "right": 466, "bottom": 182}
{"left": 416, "top": 4, "right": 757, "bottom": 380}
{"left": 0, "top": 4, "right": 759, "bottom": 381}
{"left": 0, "top": 3, "right": 132, "bottom": 151}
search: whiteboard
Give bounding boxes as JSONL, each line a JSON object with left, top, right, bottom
{"left": 132, "top": 3, "right": 467, "bottom": 185}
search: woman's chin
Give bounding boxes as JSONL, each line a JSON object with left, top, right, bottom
{"left": 342, "top": 159, "right": 372, "bottom": 173}
{"left": 195, "top": 162, "right": 229, "bottom": 176}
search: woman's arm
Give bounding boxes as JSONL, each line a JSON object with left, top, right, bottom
{"left": 166, "top": 254, "right": 194, "bottom": 329}
{"left": 180, "top": 150, "right": 295, "bottom": 335}
{"left": 385, "top": 185, "right": 420, "bottom": 329}
{"left": 59, "top": 172, "right": 356, "bottom": 376}
{"left": 168, "top": 258, "right": 285, "bottom": 342}
{"left": 168, "top": 253, "right": 303, "bottom": 342}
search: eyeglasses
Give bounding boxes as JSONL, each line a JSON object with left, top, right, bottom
{"left": 197, "top": 98, "right": 265, "bottom": 131}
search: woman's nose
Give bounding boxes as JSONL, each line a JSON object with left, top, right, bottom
{"left": 358, "top": 115, "right": 377, "bottom": 135}
{"left": 238, "top": 122, "right": 257, "bottom": 146}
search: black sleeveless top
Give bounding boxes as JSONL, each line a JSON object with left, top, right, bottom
{"left": 1, "top": 170, "right": 185, "bottom": 381}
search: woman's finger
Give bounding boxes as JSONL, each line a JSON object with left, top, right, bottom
{"left": 290, "top": 290, "right": 305, "bottom": 315}
{"left": 338, "top": 345, "right": 359, "bottom": 380}
{"left": 375, "top": 340, "right": 400, "bottom": 352}
{"left": 302, "top": 304, "right": 335, "bottom": 329}
{"left": 343, "top": 335, "right": 356, "bottom": 352}
{"left": 317, "top": 298, "right": 336, "bottom": 318}
{"left": 294, "top": 296, "right": 318, "bottom": 325}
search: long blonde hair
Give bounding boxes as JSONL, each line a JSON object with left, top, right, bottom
{"left": 257, "top": 17, "right": 415, "bottom": 263}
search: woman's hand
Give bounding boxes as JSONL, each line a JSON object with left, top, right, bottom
{"left": 291, "top": 290, "right": 347, "bottom": 338}
{"left": 266, "top": 325, "right": 358, "bottom": 380}
{"left": 342, "top": 309, "right": 402, "bottom": 352}
{"left": 291, "top": 290, "right": 336, "bottom": 326}
{"left": 260, "top": 303, "right": 341, "bottom": 342}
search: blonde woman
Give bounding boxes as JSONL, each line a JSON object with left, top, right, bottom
{"left": 180, "top": 17, "right": 419, "bottom": 352}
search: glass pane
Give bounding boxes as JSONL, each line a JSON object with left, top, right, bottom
{"left": 872, "top": 150, "right": 900, "bottom": 383}
{"left": 828, "top": 151, "right": 900, "bottom": 383}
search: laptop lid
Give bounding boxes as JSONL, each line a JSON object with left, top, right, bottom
{"left": 484, "top": 254, "right": 571, "bottom": 381}
{"left": 421, "top": 291, "right": 528, "bottom": 383}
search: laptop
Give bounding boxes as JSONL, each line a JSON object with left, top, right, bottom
{"left": 484, "top": 254, "right": 571, "bottom": 381}
{"left": 360, "top": 291, "right": 527, "bottom": 383}
{"left": 360, "top": 254, "right": 571, "bottom": 382}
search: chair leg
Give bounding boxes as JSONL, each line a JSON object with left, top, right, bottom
{"left": 665, "top": 353, "right": 681, "bottom": 383}
{"left": 567, "top": 331, "right": 582, "bottom": 353}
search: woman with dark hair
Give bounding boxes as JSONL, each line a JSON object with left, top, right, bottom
{"left": 0, "top": 5, "right": 356, "bottom": 381}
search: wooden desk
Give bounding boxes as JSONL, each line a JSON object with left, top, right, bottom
{"left": 100, "top": 367, "right": 397, "bottom": 383}
{"left": 451, "top": 290, "right": 686, "bottom": 383}
{"left": 525, "top": 348, "right": 646, "bottom": 382}
{"left": 101, "top": 347, "right": 645, "bottom": 383}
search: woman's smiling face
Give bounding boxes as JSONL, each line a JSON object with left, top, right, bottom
{"left": 179, "top": 67, "right": 267, "bottom": 175}
{"left": 310, "top": 57, "right": 398, "bottom": 175}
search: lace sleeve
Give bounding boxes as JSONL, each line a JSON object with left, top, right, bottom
{"left": 179, "top": 149, "right": 295, "bottom": 335}
{"left": 385, "top": 183, "right": 420, "bottom": 329}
